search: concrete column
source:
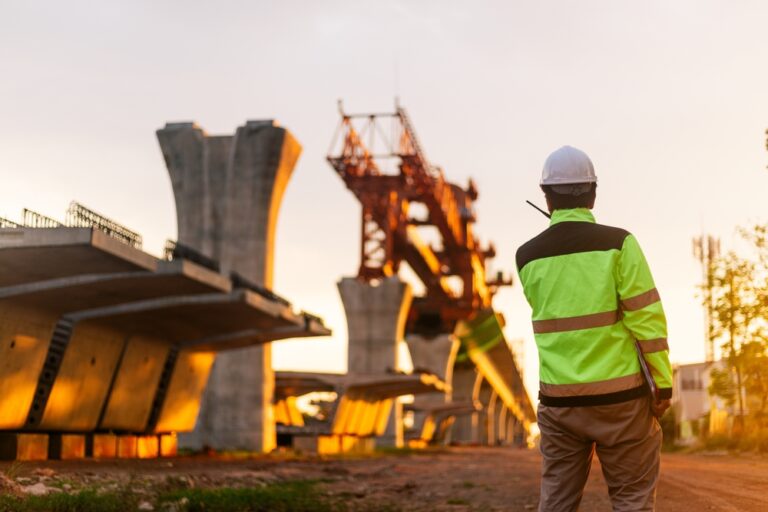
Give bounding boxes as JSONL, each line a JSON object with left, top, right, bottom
{"left": 450, "top": 363, "right": 480, "bottom": 444}
{"left": 498, "top": 405, "right": 509, "bottom": 445}
{"left": 338, "top": 276, "right": 412, "bottom": 447}
{"left": 506, "top": 415, "right": 515, "bottom": 445}
{"left": 158, "top": 120, "right": 301, "bottom": 452}
{"left": 156, "top": 123, "right": 215, "bottom": 257}
{"left": 477, "top": 381, "right": 494, "bottom": 446}
{"left": 488, "top": 391, "right": 500, "bottom": 445}
{"left": 405, "top": 334, "right": 459, "bottom": 432}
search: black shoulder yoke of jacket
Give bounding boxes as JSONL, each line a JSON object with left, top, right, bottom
{"left": 516, "top": 221, "right": 631, "bottom": 271}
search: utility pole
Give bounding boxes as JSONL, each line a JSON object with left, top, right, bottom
{"left": 693, "top": 235, "right": 720, "bottom": 362}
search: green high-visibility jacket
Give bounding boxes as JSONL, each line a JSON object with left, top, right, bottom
{"left": 516, "top": 208, "right": 672, "bottom": 406}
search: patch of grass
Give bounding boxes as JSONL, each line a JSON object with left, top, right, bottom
{"left": 375, "top": 446, "right": 447, "bottom": 457}
{"left": 0, "top": 480, "right": 400, "bottom": 512}
{"left": 0, "top": 490, "right": 138, "bottom": 512}
{"left": 460, "top": 481, "right": 475, "bottom": 489}
{"left": 447, "top": 498, "right": 470, "bottom": 505}
{"left": 3, "top": 461, "right": 25, "bottom": 480}
{"left": 159, "top": 480, "right": 339, "bottom": 512}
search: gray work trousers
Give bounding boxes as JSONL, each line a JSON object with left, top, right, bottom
{"left": 537, "top": 397, "right": 661, "bottom": 512}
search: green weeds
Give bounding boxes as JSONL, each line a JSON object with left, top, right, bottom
{"left": 0, "top": 480, "right": 400, "bottom": 512}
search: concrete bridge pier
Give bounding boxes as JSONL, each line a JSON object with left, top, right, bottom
{"left": 158, "top": 120, "right": 301, "bottom": 452}
{"left": 476, "top": 380, "right": 494, "bottom": 446}
{"left": 405, "top": 334, "right": 459, "bottom": 432}
{"left": 506, "top": 413, "right": 516, "bottom": 445}
{"left": 338, "top": 276, "right": 412, "bottom": 447}
{"left": 489, "top": 392, "right": 505, "bottom": 445}
{"left": 513, "top": 417, "right": 527, "bottom": 446}
{"left": 449, "top": 364, "right": 481, "bottom": 444}
{"left": 497, "top": 405, "right": 509, "bottom": 445}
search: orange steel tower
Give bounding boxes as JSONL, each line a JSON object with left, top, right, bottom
{"left": 327, "top": 101, "right": 512, "bottom": 335}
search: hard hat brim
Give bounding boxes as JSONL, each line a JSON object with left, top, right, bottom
{"left": 540, "top": 177, "right": 598, "bottom": 186}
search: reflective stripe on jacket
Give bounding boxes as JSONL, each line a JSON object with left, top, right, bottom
{"left": 516, "top": 208, "right": 672, "bottom": 406}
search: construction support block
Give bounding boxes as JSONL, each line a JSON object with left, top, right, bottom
{"left": 91, "top": 434, "right": 118, "bottom": 459}
{"left": 117, "top": 436, "right": 138, "bottom": 458}
{"left": 48, "top": 434, "right": 86, "bottom": 460}
{"left": 0, "top": 433, "right": 48, "bottom": 461}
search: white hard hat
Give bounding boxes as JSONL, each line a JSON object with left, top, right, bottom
{"left": 540, "top": 146, "right": 597, "bottom": 186}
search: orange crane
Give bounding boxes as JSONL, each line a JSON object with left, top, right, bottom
{"left": 327, "top": 101, "right": 512, "bottom": 335}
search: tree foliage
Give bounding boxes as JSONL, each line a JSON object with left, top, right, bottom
{"left": 706, "top": 225, "right": 768, "bottom": 432}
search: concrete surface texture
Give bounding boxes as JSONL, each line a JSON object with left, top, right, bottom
{"left": 405, "top": 334, "right": 459, "bottom": 388}
{"left": 338, "top": 276, "right": 412, "bottom": 375}
{"left": 450, "top": 364, "right": 481, "bottom": 443}
{"left": 405, "top": 334, "right": 459, "bottom": 438}
{"left": 158, "top": 120, "right": 302, "bottom": 453}
{"left": 338, "top": 276, "right": 413, "bottom": 447}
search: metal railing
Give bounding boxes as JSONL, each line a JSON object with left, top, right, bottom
{"left": 0, "top": 217, "right": 20, "bottom": 228}
{"left": 22, "top": 209, "right": 62, "bottom": 228}
{"left": 65, "top": 202, "right": 142, "bottom": 249}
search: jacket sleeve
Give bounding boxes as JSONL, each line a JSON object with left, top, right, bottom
{"left": 616, "top": 234, "right": 673, "bottom": 399}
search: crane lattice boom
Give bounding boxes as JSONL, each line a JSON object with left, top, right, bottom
{"left": 328, "top": 102, "right": 511, "bottom": 334}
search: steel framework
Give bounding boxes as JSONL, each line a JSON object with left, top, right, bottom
{"left": 66, "top": 201, "right": 143, "bottom": 249}
{"left": 327, "top": 102, "right": 511, "bottom": 334}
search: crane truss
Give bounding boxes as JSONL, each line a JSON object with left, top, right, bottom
{"left": 327, "top": 102, "right": 511, "bottom": 334}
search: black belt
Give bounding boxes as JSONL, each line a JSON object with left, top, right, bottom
{"left": 539, "top": 384, "right": 648, "bottom": 407}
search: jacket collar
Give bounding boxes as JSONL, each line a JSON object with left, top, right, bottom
{"left": 549, "top": 208, "right": 595, "bottom": 226}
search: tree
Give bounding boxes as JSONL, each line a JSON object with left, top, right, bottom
{"left": 705, "top": 224, "right": 768, "bottom": 434}
{"left": 741, "top": 340, "right": 768, "bottom": 427}
{"left": 708, "top": 252, "right": 755, "bottom": 432}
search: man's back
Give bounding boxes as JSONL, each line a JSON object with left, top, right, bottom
{"left": 516, "top": 208, "right": 670, "bottom": 407}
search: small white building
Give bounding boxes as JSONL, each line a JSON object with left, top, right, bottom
{"left": 671, "top": 361, "right": 732, "bottom": 443}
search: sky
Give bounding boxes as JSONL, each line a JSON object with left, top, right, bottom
{"left": 2, "top": 1, "right": 768, "bottom": 402}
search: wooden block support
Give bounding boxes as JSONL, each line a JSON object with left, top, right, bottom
{"left": 92, "top": 434, "right": 118, "bottom": 459}
{"left": 0, "top": 433, "right": 49, "bottom": 461}
{"left": 49, "top": 434, "right": 86, "bottom": 460}
{"left": 137, "top": 435, "right": 159, "bottom": 459}
{"left": 117, "top": 436, "right": 138, "bottom": 458}
{"left": 160, "top": 433, "right": 178, "bottom": 457}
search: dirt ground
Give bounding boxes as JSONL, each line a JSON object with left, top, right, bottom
{"left": 1, "top": 447, "right": 766, "bottom": 511}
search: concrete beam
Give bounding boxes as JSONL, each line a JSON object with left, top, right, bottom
{"left": 0, "top": 228, "right": 156, "bottom": 287}
{"left": 405, "top": 401, "right": 479, "bottom": 445}
{"left": 0, "top": 235, "right": 327, "bottom": 438}
{"left": 275, "top": 371, "right": 446, "bottom": 441}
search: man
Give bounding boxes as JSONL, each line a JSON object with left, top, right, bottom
{"left": 516, "top": 146, "right": 672, "bottom": 512}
